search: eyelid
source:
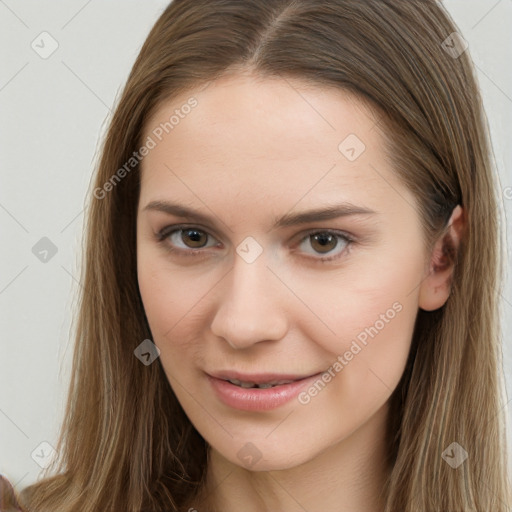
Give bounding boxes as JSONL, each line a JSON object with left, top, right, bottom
{"left": 156, "top": 224, "right": 356, "bottom": 242}
{"left": 157, "top": 223, "right": 217, "bottom": 238}
{"left": 293, "top": 227, "right": 355, "bottom": 243}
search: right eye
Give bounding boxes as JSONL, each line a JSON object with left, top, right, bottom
{"left": 156, "top": 225, "right": 222, "bottom": 256}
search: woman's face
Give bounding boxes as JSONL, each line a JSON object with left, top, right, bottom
{"left": 136, "top": 73, "right": 437, "bottom": 471}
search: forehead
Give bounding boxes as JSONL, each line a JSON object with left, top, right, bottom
{"left": 139, "top": 73, "right": 409, "bottom": 214}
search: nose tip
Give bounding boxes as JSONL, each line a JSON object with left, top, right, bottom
{"left": 217, "top": 314, "right": 285, "bottom": 350}
{"left": 210, "top": 258, "right": 288, "bottom": 349}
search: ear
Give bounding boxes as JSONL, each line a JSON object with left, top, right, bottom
{"left": 419, "top": 205, "right": 466, "bottom": 312}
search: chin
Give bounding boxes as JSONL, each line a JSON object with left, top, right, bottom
{"left": 218, "top": 441, "right": 317, "bottom": 472}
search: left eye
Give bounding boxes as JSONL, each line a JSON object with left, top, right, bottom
{"left": 295, "top": 230, "right": 353, "bottom": 261}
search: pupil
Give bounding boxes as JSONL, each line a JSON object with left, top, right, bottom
{"left": 184, "top": 229, "right": 206, "bottom": 248}
{"left": 312, "top": 233, "right": 336, "bottom": 253}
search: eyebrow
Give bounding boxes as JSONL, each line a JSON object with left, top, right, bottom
{"left": 142, "top": 200, "right": 377, "bottom": 230}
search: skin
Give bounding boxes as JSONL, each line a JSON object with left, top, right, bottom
{"left": 136, "top": 71, "right": 465, "bottom": 512}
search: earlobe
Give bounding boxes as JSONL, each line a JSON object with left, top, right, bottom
{"left": 419, "top": 205, "right": 466, "bottom": 312}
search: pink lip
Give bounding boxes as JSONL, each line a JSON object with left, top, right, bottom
{"left": 208, "top": 370, "right": 315, "bottom": 384}
{"left": 206, "top": 371, "right": 323, "bottom": 411}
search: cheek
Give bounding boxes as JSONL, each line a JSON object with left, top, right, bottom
{"left": 298, "top": 254, "right": 422, "bottom": 413}
{"left": 307, "top": 236, "right": 424, "bottom": 346}
{"left": 299, "top": 242, "right": 421, "bottom": 353}
{"left": 137, "top": 244, "right": 194, "bottom": 332}
{"left": 136, "top": 252, "right": 213, "bottom": 371}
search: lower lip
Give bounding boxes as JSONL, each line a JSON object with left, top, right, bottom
{"left": 206, "top": 373, "right": 322, "bottom": 411}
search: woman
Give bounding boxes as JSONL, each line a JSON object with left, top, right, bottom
{"left": 3, "top": 0, "right": 511, "bottom": 510}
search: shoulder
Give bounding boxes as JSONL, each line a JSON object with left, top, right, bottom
{"left": 0, "top": 474, "right": 23, "bottom": 511}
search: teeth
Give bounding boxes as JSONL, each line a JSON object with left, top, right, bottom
{"left": 227, "top": 378, "right": 295, "bottom": 388}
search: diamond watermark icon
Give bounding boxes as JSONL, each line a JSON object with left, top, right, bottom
{"left": 237, "top": 442, "right": 262, "bottom": 468}
{"left": 441, "top": 32, "right": 468, "bottom": 59}
{"left": 236, "top": 236, "right": 263, "bottom": 264}
{"left": 32, "top": 237, "right": 58, "bottom": 263}
{"left": 338, "top": 134, "right": 366, "bottom": 161}
{"left": 441, "top": 441, "right": 468, "bottom": 469}
{"left": 134, "top": 339, "right": 161, "bottom": 366}
{"left": 31, "top": 31, "right": 59, "bottom": 59}
{"left": 31, "top": 441, "right": 58, "bottom": 469}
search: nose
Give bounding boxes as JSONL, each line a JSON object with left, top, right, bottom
{"left": 210, "top": 250, "right": 288, "bottom": 350}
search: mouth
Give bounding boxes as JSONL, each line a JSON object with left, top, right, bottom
{"left": 205, "top": 370, "right": 324, "bottom": 411}
{"left": 208, "top": 370, "right": 318, "bottom": 388}
{"left": 223, "top": 378, "right": 298, "bottom": 389}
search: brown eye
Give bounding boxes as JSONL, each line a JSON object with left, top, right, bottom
{"left": 296, "top": 230, "right": 353, "bottom": 262}
{"left": 157, "top": 225, "right": 220, "bottom": 255}
{"left": 309, "top": 232, "right": 338, "bottom": 254}
{"left": 180, "top": 228, "right": 209, "bottom": 248}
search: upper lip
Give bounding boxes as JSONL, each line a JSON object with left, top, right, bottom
{"left": 207, "top": 370, "right": 322, "bottom": 384}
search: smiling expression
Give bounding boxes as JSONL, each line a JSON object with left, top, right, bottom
{"left": 136, "top": 72, "right": 433, "bottom": 470}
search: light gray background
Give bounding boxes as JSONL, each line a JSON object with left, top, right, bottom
{"left": 1, "top": 0, "right": 511, "bottom": 491}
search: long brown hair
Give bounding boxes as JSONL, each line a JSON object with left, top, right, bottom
{"left": 12, "top": 1, "right": 511, "bottom": 510}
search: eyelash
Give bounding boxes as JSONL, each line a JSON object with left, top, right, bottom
{"left": 154, "top": 224, "right": 355, "bottom": 263}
